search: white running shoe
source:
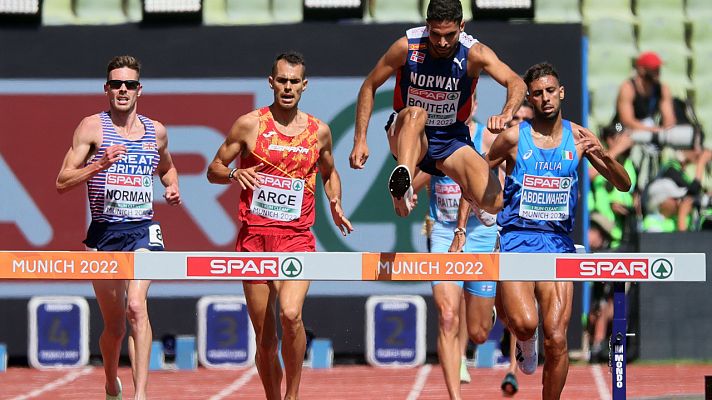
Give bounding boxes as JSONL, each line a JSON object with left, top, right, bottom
{"left": 459, "top": 356, "right": 471, "bottom": 383}
{"left": 471, "top": 202, "right": 497, "bottom": 227}
{"left": 388, "top": 165, "right": 415, "bottom": 217}
{"left": 515, "top": 328, "right": 538, "bottom": 375}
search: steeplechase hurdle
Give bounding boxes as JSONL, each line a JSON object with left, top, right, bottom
{"left": 0, "top": 251, "right": 706, "bottom": 399}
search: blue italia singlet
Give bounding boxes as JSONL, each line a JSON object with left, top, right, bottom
{"left": 497, "top": 120, "right": 579, "bottom": 252}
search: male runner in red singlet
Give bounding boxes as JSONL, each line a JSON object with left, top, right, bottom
{"left": 207, "top": 52, "right": 353, "bottom": 400}
{"left": 56, "top": 55, "right": 181, "bottom": 400}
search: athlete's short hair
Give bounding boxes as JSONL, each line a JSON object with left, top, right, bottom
{"left": 272, "top": 51, "right": 306, "bottom": 78}
{"left": 106, "top": 55, "right": 141, "bottom": 81}
{"left": 523, "top": 62, "right": 560, "bottom": 88}
{"left": 426, "top": 0, "right": 463, "bottom": 24}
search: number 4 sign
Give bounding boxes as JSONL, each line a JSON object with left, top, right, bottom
{"left": 28, "top": 296, "right": 89, "bottom": 369}
{"left": 366, "top": 295, "right": 426, "bottom": 367}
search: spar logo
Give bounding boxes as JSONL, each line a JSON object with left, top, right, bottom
{"left": 434, "top": 183, "right": 460, "bottom": 195}
{"left": 281, "top": 257, "right": 303, "bottom": 278}
{"left": 186, "top": 257, "right": 279, "bottom": 278}
{"left": 523, "top": 175, "right": 571, "bottom": 190}
{"left": 259, "top": 174, "right": 294, "bottom": 189}
{"left": 408, "top": 87, "right": 450, "bottom": 101}
{"left": 106, "top": 173, "right": 150, "bottom": 187}
{"left": 556, "top": 258, "right": 650, "bottom": 279}
{"left": 651, "top": 258, "right": 673, "bottom": 279}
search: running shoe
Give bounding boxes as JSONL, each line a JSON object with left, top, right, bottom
{"left": 459, "top": 356, "right": 471, "bottom": 383}
{"left": 515, "top": 328, "right": 538, "bottom": 375}
{"left": 388, "top": 165, "right": 414, "bottom": 217}
{"left": 472, "top": 203, "right": 497, "bottom": 227}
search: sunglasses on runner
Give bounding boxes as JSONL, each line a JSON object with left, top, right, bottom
{"left": 106, "top": 80, "right": 141, "bottom": 90}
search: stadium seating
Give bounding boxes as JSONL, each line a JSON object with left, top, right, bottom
{"left": 74, "top": 0, "right": 128, "bottom": 24}
{"left": 692, "top": 47, "right": 712, "bottom": 84}
{"left": 273, "top": 0, "right": 303, "bottom": 23}
{"left": 534, "top": 0, "right": 581, "bottom": 23}
{"left": 586, "top": 17, "right": 638, "bottom": 57}
{"left": 635, "top": 0, "right": 686, "bottom": 22}
{"left": 581, "top": 0, "right": 635, "bottom": 24}
{"left": 637, "top": 17, "right": 689, "bottom": 57}
{"left": 371, "top": 0, "right": 421, "bottom": 23}
{"left": 204, "top": 0, "right": 273, "bottom": 25}
{"left": 589, "top": 81, "right": 621, "bottom": 128}
{"left": 691, "top": 18, "right": 712, "bottom": 51}
{"left": 42, "top": 0, "right": 76, "bottom": 25}
{"left": 686, "top": 0, "right": 712, "bottom": 21}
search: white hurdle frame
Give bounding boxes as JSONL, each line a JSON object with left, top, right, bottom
{"left": 0, "top": 251, "right": 706, "bottom": 400}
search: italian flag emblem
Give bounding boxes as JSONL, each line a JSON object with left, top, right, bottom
{"left": 563, "top": 150, "right": 574, "bottom": 160}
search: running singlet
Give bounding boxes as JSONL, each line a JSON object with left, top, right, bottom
{"left": 394, "top": 26, "right": 478, "bottom": 136}
{"left": 497, "top": 120, "right": 580, "bottom": 234}
{"left": 238, "top": 107, "right": 320, "bottom": 231}
{"left": 86, "top": 112, "right": 159, "bottom": 223}
{"left": 428, "top": 123, "right": 485, "bottom": 223}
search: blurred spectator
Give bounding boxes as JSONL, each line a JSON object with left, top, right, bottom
{"left": 588, "top": 212, "right": 614, "bottom": 252}
{"left": 615, "top": 51, "right": 676, "bottom": 134}
{"left": 612, "top": 52, "right": 678, "bottom": 191}
{"left": 642, "top": 177, "right": 693, "bottom": 232}
{"left": 658, "top": 147, "right": 712, "bottom": 230}
{"left": 588, "top": 126, "right": 638, "bottom": 249}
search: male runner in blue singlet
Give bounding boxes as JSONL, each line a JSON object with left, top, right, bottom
{"left": 56, "top": 55, "right": 181, "bottom": 400}
{"left": 349, "top": 0, "right": 526, "bottom": 219}
{"left": 485, "top": 63, "right": 631, "bottom": 399}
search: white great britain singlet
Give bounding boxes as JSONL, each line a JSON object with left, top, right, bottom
{"left": 86, "top": 112, "right": 159, "bottom": 223}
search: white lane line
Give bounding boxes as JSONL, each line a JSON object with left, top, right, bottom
{"left": 209, "top": 366, "right": 258, "bottom": 400}
{"left": 10, "top": 366, "right": 93, "bottom": 400}
{"left": 591, "top": 364, "right": 612, "bottom": 400}
{"left": 406, "top": 364, "right": 433, "bottom": 400}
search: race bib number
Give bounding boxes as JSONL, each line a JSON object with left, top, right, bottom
{"left": 406, "top": 87, "right": 459, "bottom": 127}
{"left": 103, "top": 173, "right": 153, "bottom": 218}
{"left": 518, "top": 174, "right": 571, "bottom": 221}
{"left": 434, "top": 183, "right": 461, "bottom": 222}
{"left": 149, "top": 224, "right": 164, "bottom": 247}
{"left": 251, "top": 173, "right": 304, "bottom": 221}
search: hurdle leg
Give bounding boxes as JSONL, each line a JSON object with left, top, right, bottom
{"left": 611, "top": 282, "right": 626, "bottom": 399}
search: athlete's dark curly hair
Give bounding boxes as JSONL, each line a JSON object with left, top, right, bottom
{"left": 523, "top": 62, "right": 560, "bottom": 87}
{"left": 426, "top": 0, "right": 463, "bottom": 24}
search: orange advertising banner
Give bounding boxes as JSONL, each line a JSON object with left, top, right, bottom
{"left": 361, "top": 253, "right": 500, "bottom": 281}
{"left": 0, "top": 252, "right": 135, "bottom": 280}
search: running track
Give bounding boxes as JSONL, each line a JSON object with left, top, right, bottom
{"left": 0, "top": 364, "right": 709, "bottom": 399}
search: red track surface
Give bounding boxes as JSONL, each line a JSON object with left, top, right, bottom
{"left": 0, "top": 364, "right": 709, "bottom": 399}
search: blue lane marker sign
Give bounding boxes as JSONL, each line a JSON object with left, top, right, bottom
{"left": 28, "top": 296, "right": 89, "bottom": 369}
{"left": 197, "top": 296, "right": 255, "bottom": 368}
{"left": 366, "top": 295, "right": 426, "bottom": 367}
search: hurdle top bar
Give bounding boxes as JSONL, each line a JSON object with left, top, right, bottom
{"left": 0, "top": 251, "right": 705, "bottom": 282}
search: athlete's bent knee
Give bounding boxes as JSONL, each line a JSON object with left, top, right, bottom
{"left": 126, "top": 299, "right": 148, "bottom": 325}
{"left": 438, "top": 308, "right": 459, "bottom": 335}
{"left": 509, "top": 316, "right": 538, "bottom": 341}
{"left": 543, "top": 330, "right": 568, "bottom": 357}
{"left": 401, "top": 106, "right": 427, "bottom": 125}
{"left": 279, "top": 307, "right": 304, "bottom": 331}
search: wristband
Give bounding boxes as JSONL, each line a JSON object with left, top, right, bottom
{"left": 228, "top": 168, "right": 238, "bottom": 181}
{"left": 454, "top": 227, "right": 466, "bottom": 235}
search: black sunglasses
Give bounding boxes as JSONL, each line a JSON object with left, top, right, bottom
{"left": 106, "top": 80, "right": 140, "bottom": 90}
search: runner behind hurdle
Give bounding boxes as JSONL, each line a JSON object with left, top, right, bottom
{"left": 55, "top": 55, "right": 182, "bottom": 400}
{"left": 207, "top": 51, "right": 353, "bottom": 400}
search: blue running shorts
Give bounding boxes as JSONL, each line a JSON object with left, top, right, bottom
{"left": 84, "top": 220, "right": 165, "bottom": 251}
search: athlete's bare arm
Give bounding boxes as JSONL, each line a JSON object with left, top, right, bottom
{"left": 468, "top": 43, "right": 526, "bottom": 133}
{"left": 349, "top": 37, "right": 409, "bottom": 169}
{"left": 56, "top": 115, "right": 127, "bottom": 193}
{"left": 486, "top": 125, "right": 520, "bottom": 175}
{"left": 154, "top": 121, "right": 181, "bottom": 206}
{"left": 659, "top": 83, "right": 677, "bottom": 129}
{"left": 207, "top": 111, "right": 263, "bottom": 189}
{"left": 317, "top": 120, "right": 354, "bottom": 236}
{"left": 449, "top": 199, "right": 471, "bottom": 253}
{"left": 572, "top": 122, "right": 631, "bottom": 192}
